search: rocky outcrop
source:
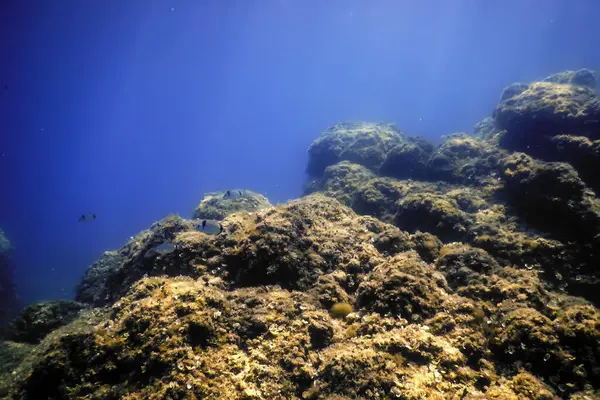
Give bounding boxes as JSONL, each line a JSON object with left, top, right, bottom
{"left": 543, "top": 68, "right": 597, "bottom": 88}
{"left": 7, "top": 300, "right": 87, "bottom": 344}
{"left": 495, "top": 82, "right": 600, "bottom": 144}
{"left": 492, "top": 71, "right": 600, "bottom": 195}
{"left": 501, "top": 153, "right": 600, "bottom": 241}
{"left": 192, "top": 189, "right": 271, "bottom": 221}
{"left": 306, "top": 122, "right": 407, "bottom": 176}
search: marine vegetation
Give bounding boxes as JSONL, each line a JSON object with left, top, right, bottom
{"left": 2, "top": 69, "right": 600, "bottom": 399}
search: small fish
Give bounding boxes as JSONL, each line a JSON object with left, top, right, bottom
{"left": 196, "top": 219, "right": 223, "bottom": 235}
{"left": 148, "top": 242, "right": 176, "bottom": 255}
{"left": 78, "top": 213, "right": 96, "bottom": 222}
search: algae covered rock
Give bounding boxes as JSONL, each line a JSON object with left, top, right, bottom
{"left": 216, "top": 195, "right": 387, "bottom": 290}
{"left": 75, "top": 250, "right": 124, "bottom": 306}
{"left": 352, "top": 177, "right": 406, "bottom": 223}
{"left": 5, "top": 192, "right": 600, "bottom": 398}
{"left": 9, "top": 91, "right": 600, "bottom": 397}
{"left": 303, "top": 121, "right": 600, "bottom": 306}
{"left": 435, "top": 243, "right": 499, "bottom": 290}
{"left": 492, "top": 70, "right": 600, "bottom": 193}
{"left": 500, "top": 82, "right": 530, "bottom": 101}
{"left": 74, "top": 195, "right": 402, "bottom": 308}
{"left": 426, "top": 133, "right": 502, "bottom": 184}
{"left": 76, "top": 214, "right": 199, "bottom": 307}
{"left": 495, "top": 81, "right": 600, "bottom": 147}
{"left": 542, "top": 134, "right": 600, "bottom": 192}
{"left": 0, "top": 341, "right": 32, "bottom": 376}
{"left": 192, "top": 189, "right": 271, "bottom": 221}
{"left": 357, "top": 251, "right": 449, "bottom": 322}
{"left": 395, "top": 192, "right": 474, "bottom": 242}
{"left": 553, "top": 304, "right": 600, "bottom": 386}
{"left": 2, "top": 274, "right": 537, "bottom": 400}
{"left": 306, "top": 122, "right": 406, "bottom": 177}
{"left": 0, "top": 341, "right": 34, "bottom": 397}
{"left": 473, "top": 116, "right": 503, "bottom": 140}
{"left": 501, "top": 153, "right": 600, "bottom": 241}
{"left": 313, "top": 161, "right": 376, "bottom": 206}
{"left": 312, "top": 157, "right": 563, "bottom": 276}
{"left": 307, "top": 123, "right": 501, "bottom": 187}
{"left": 490, "top": 302, "right": 600, "bottom": 396}
{"left": 0, "top": 228, "right": 19, "bottom": 335}
{"left": 7, "top": 300, "right": 87, "bottom": 344}
{"left": 378, "top": 137, "right": 434, "bottom": 180}
{"left": 543, "top": 68, "right": 597, "bottom": 89}
{"left": 4, "top": 277, "right": 332, "bottom": 399}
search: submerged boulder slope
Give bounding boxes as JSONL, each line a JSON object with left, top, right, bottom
{"left": 3, "top": 195, "right": 600, "bottom": 399}
{"left": 3, "top": 69, "right": 600, "bottom": 399}
{"left": 305, "top": 71, "right": 600, "bottom": 308}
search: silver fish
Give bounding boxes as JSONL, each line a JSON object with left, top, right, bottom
{"left": 196, "top": 219, "right": 223, "bottom": 235}
{"left": 147, "top": 242, "right": 176, "bottom": 256}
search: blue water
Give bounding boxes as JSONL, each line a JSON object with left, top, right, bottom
{"left": 1, "top": 0, "right": 600, "bottom": 304}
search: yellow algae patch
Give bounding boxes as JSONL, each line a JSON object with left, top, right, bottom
{"left": 330, "top": 302, "right": 353, "bottom": 318}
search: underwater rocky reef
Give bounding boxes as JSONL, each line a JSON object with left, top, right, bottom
{"left": 2, "top": 69, "right": 600, "bottom": 399}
